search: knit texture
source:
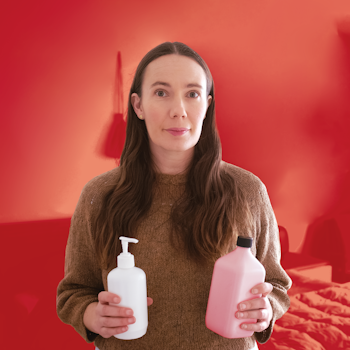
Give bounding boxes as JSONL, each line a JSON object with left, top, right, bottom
{"left": 56, "top": 160, "right": 292, "bottom": 349}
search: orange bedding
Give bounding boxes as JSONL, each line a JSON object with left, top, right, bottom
{"left": 260, "top": 271, "right": 350, "bottom": 350}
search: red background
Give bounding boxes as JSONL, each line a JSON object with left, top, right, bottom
{"left": 1, "top": 0, "right": 349, "bottom": 349}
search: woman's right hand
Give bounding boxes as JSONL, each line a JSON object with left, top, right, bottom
{"left": 84, "top": 291, "right": 153, "bottom": 339}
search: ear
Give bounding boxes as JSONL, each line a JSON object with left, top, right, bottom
{"left": 131, "top": 93, "right": 142, "bottom": 116}
{"left": 207, "top": 95, "right": 212, "bottom": 108}
{"left": 204, "top": 95, "right": 212, "bottom": 120}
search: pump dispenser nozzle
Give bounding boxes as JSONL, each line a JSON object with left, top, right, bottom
{"left": 118, "top": 236, "right": 139, "bottom": 268}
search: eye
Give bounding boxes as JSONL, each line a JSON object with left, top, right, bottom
{"left": 155, "top": 90, "right": 166, "bottom": 97}
{"left": 154, "top": 90, "right": 200, "bottom": 98}
{"left": 189, "top": 91, "right": 199, "bottom": 98}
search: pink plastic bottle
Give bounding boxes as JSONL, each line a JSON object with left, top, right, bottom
{"left": 205, "top": 236, "right": 266, "bottom": 338}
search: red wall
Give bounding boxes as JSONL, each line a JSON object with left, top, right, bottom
{"left": 1, "top": 1, "right": 349, "bottom": 266}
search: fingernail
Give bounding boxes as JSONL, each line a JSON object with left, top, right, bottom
{"left": 113, "top": 297, "right": 119, "bottom": 303}
{"left": 252, "top": 289, "right": 258, "bottom": 294}
{"left": 126, "top": 310, "right": 133, "bottom": 316}
{"left": 240, "top": 304, "right": 246, "bottom": 310}
{"left": 242, "top": 324, "right": 247, "bottom": 329}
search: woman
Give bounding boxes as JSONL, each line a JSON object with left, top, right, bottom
{"left": 56, "top": 41, "right": 292, "bottom": 350}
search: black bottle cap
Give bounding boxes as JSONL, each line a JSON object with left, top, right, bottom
{"left": 237, "top": 236, "right": 253, "bottom": 248}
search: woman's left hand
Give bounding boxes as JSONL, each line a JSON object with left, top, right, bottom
{"left": 235, "top": 282, "right": 274, "bottom": 333}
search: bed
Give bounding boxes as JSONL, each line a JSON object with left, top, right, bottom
{"left": 259, "top": 269, "right": 350, "bottom": 349}
{"left": 258, "top": 227, "right": 350, "bottom": 350}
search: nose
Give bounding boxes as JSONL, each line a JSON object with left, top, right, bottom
{"left": 170, "top": 94, "right": 188, "bottom": 118}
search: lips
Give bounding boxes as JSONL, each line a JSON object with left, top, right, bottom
{"left": 165, "top": 128, "right": 189, "bottom": 136}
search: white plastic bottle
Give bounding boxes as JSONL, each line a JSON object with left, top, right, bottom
{"left": 107, "top": 236, "right": 148, "bottom": 340}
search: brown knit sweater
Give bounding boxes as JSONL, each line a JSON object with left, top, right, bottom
{"left": 56, "top": 160, "right": 292, "bottom": 350}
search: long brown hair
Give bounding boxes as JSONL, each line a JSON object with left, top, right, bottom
{"left": 93, "top": 41, "right": 252, "bottom": 269}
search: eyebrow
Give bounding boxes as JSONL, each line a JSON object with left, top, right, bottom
{"left": 150, "top": 81, "right": 203, "bottom": 90}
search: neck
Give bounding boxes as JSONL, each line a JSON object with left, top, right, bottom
{"left": 150, "top": 146, "right": 194, "bottom": 175}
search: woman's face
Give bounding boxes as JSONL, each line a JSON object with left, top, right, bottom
{"left": 131, "top": 54, "right": 212, "bottom": 162}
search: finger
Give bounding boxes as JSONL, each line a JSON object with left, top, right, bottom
{"left": 97, "top": 292, "right": 134, "bottom": 318}
{"left": 147, "top": 297, "right": 153, "bottom": 306}
{"left": 238, "top": 296, "right": 269, "bottom": 311}
{"left": 98, "top": 302, "right": 134, "bottom": 318}
{"left": 251, "top": 282, "right": 273, "bottom": 297}
{"left": 98, "top": 291, "right": 121, "bottom": 305}
{"left": 101, "top": 314, "right": 136, "bottom": 329}
{"left": 261, "top": 283, "right": 273, "bottom": 297}
{"left": 100, "top": 324, "right": 130, "bottom": 338}
{"left": 240, "top": 319, "right": 269, "bottom": 333}
{"left": 236, "top": 308, "right": 270, "bottom": 321}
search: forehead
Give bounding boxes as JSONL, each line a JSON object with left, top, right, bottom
{"left": 143, "top": 54, "right": 206, "bottom": 87}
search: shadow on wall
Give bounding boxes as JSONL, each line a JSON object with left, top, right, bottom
{"left": 300, "top": 25, "right": 350, "bottom": 283}
{"left": 301, "top": 215, "right": 349, "bottom": 283}
{"left": 279, "top": 224, "right": 348, "bottom": 283}
{"left": 96, "top": 51, "right": 126, "bottom": 165}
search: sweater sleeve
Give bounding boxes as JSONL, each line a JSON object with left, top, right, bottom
{"left": 253, "top": 181, "right": 292, "bottom": 344}
{"left": 56, "top": 180, "right": 104, "bottom": 343}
